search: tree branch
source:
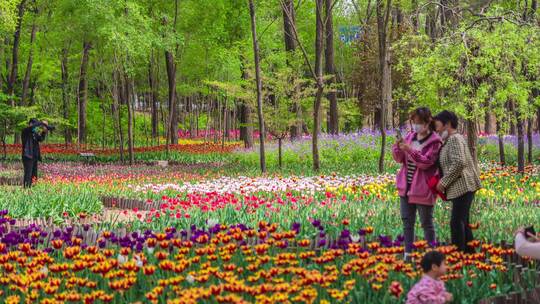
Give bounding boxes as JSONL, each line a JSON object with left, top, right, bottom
{"left": 279, "top": 0, "right": 317, "bottom": 81}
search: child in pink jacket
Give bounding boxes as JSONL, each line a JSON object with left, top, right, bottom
{"left": 407, "top": 251, "right": 453, "bottom": 304}
{"left": 393, "top": 107, "right": 442, "bottom": 260}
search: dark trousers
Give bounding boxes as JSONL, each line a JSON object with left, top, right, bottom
{"left": 450, "top": 191, "right": 475, "bottom": 253}
{"left": 22, "top": 157, "right": 38, "bottom": 188}
{"left": 400, "top": 196, "right": 436, "bottom": 253}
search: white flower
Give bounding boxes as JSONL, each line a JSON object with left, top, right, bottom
{"left": 186, "top": 274, "right": 195, "bottom": 284}
{"left": 40, "top": 266, "right": 48, "bottom": 275}
{"left": 135, "top": 255, "right": 143, "bottom": 267}
{"left": 117, "top": 254, "right": 128, "bottom": 265}
{"left": 147, "top": 247, "right": 154, "bottom": 254}
{"left": 351, "top": 234, "right": 360, "bottom": 243}
{"left": 207, "top": 218, "right": 219, "bottom": 227}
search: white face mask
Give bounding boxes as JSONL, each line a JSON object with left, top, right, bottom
{"left": 412, "top": 124, "right": 424, "bottom": 133}
{"left": 440, "top": 130, "right": 449, "bottom": 140}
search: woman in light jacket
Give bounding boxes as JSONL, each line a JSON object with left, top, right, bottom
{"left": 393, "top": 107, "right": 442, "bottom": 260}
{"left": 434, "top": 111, "right": 481, "bottom": 253}
{"left": 515, "top": 229, "right": 540, "bottom": 260}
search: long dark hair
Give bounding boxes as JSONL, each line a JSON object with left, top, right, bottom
{"left": 410, "top": 107, "right": 435, "bottom": 131}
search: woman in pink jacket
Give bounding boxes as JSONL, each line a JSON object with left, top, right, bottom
{"left": 392, "top": 107, "right": 442, "bottom": 261}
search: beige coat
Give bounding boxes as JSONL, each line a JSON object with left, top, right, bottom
{"left": 439, "top": 133, "right": 482, "bottom": 200}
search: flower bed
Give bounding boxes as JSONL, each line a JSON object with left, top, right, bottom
{"left": 0, "top": 210, "right": 537, "bottom": 303}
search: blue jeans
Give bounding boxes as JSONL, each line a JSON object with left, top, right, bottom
{"left": 400, "top": 196, "right": 436, "bottom": 253}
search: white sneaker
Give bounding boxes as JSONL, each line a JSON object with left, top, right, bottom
{"left": 404, "top": 252, "right": 412, "bottom": 263}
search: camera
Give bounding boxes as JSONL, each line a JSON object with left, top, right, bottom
{"left": 30, "top": 119, "right": 55, "bottom": 131}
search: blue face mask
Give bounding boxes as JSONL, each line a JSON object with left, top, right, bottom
{"left": 412, "top": 124, "right": 424, "bottom": 133}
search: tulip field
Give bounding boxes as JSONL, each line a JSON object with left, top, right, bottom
{"left": 0, "top": 133, "right": 539, "bottom": 303}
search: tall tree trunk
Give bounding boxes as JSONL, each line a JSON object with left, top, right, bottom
{"left": 325, "top": 0, "right": 338, "bottom": 135}
{"left": 411, "top": 0, "right": 418, "bottom": 32}
{"left": 165, "top": 0, "right": 179, "bottom": 152}
{"left": 77, "top": 41, "right": 91, "bottom": 145}
{"left": 466, "top": 118, "right": 478, "bottom": 166}
{"left": 112, "top": 70, "right": 124, "bottom": 162}
{"left": 496, "top": 119, "right": 505, "bottom": 166}
{"left": 537, "top": 108, "right": 540, "bottom": 133}
{"left": 148, "top": 51, "right": 159, "bottom": 138}
{"left": 516, "top": 115, "right": 525, "bottom": 173}
{"left": 377, "top": 0, "right": 392, "bottom": 173}
{"left": 61, "top": 47, "right": 72, "bottom": 144}
{"left": 527, "top": 118, "right": 533, "bottom": 164}
{"left": 239, "top": 55, "right": 254, "bottom": 148}
{"left": 239, "top": 103, "right": 254, "bottom": 148}
{"left": 7, "top": 0, "right": 27, "bottom": 107}
{"left": 0, "top": 39, "right": 4, "bottom": 90}
{"left": 249, "top": 0, "right": 266, "bottom": 173}
{"left": 312, "top": 0, "right": 325, "bottom": 172}
{"left": 165, "top": 51, "right": 177, "bottom": 147}
{"left": 484, "top": 110, "right": 492, "bottom": 134}
{"left": 282, "top": 0, "right": 297, "bottom": 52}
{"left": 282, "top": 0, "right": 302, "bottom": 139}
{"left": 21, "top": 23, "right": 37, "bottom": 105}
{"left": 8, "top": 0, "right": 27, "bottom": 144}
{"left": 278, "top": 137, "right": 283, "bottom": 168}
{"left": 126, "top": 76, "right": 135, "bottom": 165}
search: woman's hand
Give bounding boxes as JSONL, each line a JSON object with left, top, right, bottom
{"left": 436, "top": 181, "right": 445, "bottom": 193}
{"left": 399, "top": 142, "right": 411, "bottom": 152}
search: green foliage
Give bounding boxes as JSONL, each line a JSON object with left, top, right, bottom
{"left": 0, "top": 0, "right": 20, "bottom": 34}
{"left": 402, "top": 16, "right": 540, "bottom": 131}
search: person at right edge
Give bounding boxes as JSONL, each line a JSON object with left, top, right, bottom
{"left": 434, "top": 111, "right": 481, "bottom": 253}
{"left": 21, "top": 118, "right": 50, "bottom": 188}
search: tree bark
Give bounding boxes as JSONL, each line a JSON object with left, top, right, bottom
{"left": 148, "top": 51, "right": 159, "bottom": 138}
{"left": 7, "top": 0, "right": 27, "bottom": 107}
{"left": 282, "top": 0, "right": 297, "bottom": 52}
{"left": 239, "top": 55, "right": 254, "bottom": 148}
{"left": 496, "top": 119, "right": 505, "bottom": 166}
{"left": 537, "top": 108, "right": 540, "bottom": 133}
{"left": 527, "top": 117, "right": 533, "bottom": 164}
{"left": 516, "top": 115, "right": 525, "bottom": 173}
{"left": 126, "top": 75, "right": 135, "bottom": 165}
{"left": 278, "top": 137, "right": 283, "bottom": 168}
{"left": 377, "top": 0, "right": 392, "bottom": 173}
{"left": 21, "top": 22, "right": 37, "bottom": 105}
{"left": 77, "top": 41, "right": 91, "bottom": 145}
{"left": 484, "top": 110, "right": 492, "bottom": 134}
{"left": 411, "top": 0, "right": 418, "bottom": 32}
{"left": 325, "top": 0, "right": 339, "bottom": 135}
{"left": 112, "top": 70, "right": 124, "bottom": 162}
{"left": 282, "top": 0, "right": 302, "bottom": 139}
{"left": 165, "top": 0, "right": 179, "bottom": 151}
{"left": 249, "top": 0, "right": 266, "bottom": 173}
{"left": 61, "top": 47, "right": 72, "bottom": 144}
{"left": 312, "top": 0, "right": 325, "bottom": 172}
{"left": 466, "top": 118, "right": 478, "bottom": 166}
{"left": 165, "top": 50, "right": 177, "bottom": 146}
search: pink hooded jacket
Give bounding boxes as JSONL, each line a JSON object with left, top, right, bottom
{"left": 392, "top": 131, "right": 442, "bottom": 205}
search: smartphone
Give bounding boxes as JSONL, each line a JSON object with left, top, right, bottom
{"left": 524, "top": 226, "right": 536, "bottom": 238}
{"left": 396, "top": 130, "right": 403, "bottom": 141}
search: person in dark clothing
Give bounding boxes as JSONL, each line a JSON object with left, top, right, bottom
{"left": 21, "top": 118, "right": 50, "bottom": 188}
